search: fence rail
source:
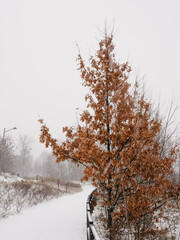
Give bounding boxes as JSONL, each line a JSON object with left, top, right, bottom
{"left": 15, "top": 173, "right": 73, "bottom": 191}
{"left": 86, "top": 188, "right": 102, "bottom": 240}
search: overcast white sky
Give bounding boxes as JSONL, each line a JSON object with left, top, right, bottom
{"left": 0, "top": 0, "right": 180, "bottom": 158}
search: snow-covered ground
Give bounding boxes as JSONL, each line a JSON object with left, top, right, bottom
{"left": 0, "top": 184, "right": 94, "bottom": 240}
{"left": 0, "top": 172, "right": 23, "bottom": 183}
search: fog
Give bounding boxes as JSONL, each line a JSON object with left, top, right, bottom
{"left": 0, "top": 0, "right": 180, "bottom": 158}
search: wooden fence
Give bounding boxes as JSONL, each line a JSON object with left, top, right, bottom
{"left": 16, "top": 174, "right": 71, "bottom": 190}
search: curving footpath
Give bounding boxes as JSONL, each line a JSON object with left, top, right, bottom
{"left": 0, "top": 185, "right": 94, "bottom": 240}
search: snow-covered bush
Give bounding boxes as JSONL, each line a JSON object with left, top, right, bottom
{"left": 0, "top": 180, "right": 63, "bottom": 220}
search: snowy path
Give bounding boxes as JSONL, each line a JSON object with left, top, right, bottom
{"left": 0, "top": 185, "right": 94, "bottom": 240}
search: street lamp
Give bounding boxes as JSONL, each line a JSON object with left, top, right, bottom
{"left": 3, "top": 127, "right": 17, "bottom": 139}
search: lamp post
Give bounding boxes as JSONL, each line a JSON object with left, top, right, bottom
{"left": 3, "top": 127, "right": 17, "bottom": 139}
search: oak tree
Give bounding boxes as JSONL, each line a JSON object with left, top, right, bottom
{"left": 39, "top": 32, "right": 179, "bottom": 239}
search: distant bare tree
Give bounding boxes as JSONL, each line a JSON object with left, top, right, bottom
{"left": 17, "top": 135, "right": 33, "bottom": 176}
{"left": 0, "top": 136, "right": 15, "bottom": 172}
{"left": 34, "top": 151, "right": 83, "bottom": 181}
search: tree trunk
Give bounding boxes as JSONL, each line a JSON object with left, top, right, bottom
{"left": 107, "top": 206, "right": 113, "bottom": 240}
{"left": 107, "top": 186, "right": 114, "bottom": 239}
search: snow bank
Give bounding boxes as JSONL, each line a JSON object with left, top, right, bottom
{"left": 0, "top": 172, "right": 23, "bottom": 183}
